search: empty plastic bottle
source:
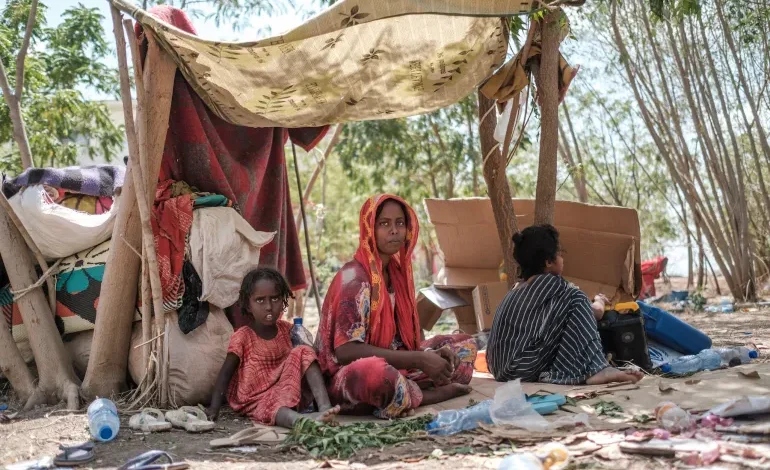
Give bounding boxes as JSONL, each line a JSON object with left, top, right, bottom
{"left": 290, "top": 317, "right": 314, "bottom": 348}
{"left": 87, "top": 398, "right": 120, "bottom": 442}
{"left": 426, "top": 399, "right": 493, "bottom": 435}
{"left": 714, "top": 347, "right": 758, "bottom": 367}
{"left": 660, "top": 348, "right": 722, "bottom": 375}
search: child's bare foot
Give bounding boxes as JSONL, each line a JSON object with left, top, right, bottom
{"left": 307, "top": 404, "right": 341, "bottom": 424}
{"left": 586, "top": 367, "right": 644, "bottom": 385}
{"left": 421, "top": 383, "right": 472, "bottom": 406}
{"left": 397, "top": 408, "right": 416, "bottom": 418}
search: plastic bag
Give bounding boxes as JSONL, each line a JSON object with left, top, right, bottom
{"left": 706, "top": 396, "right": 770, "bottom": 418}
{"left": 489, "top": 379, "right": 550, "bottom": 431}
{"left": 9, "top": 185, "right": 116, "bottom": 259}
{"left": 493, "top": 100, "right": 515, "bottom": 144}
{"left": 490, "top": 379, "right": 589, "bottom": 432}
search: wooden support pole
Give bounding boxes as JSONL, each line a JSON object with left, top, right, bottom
{"left": 478, "top": 91, "right": 519, "bottom": 287}
{"left": 291, "top": 143, "right": 323, "bottom": 314}
{"left": 533, "top": 10, "right": 561, "bottom": 225}
{"left": 82, "top": 6, "right": 176, "bottom": 398}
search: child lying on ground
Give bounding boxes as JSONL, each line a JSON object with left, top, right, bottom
{"left": 205, "top": 268, "right": 340, "bottom": 427}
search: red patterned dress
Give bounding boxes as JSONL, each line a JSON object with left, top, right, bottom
{"left": 316, "top": 195, "right": 477, "bottom": 419}
{"left": 226, "top": 320, "right": 316, "bottom": 425}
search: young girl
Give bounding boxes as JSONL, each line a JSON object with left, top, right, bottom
{"left": 205, "top": 268, "right": 340, "bottom": 428}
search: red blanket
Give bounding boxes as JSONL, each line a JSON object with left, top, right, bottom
{"left": 140, "top": 6, "right": 328, "bottom": 291}
{"left": 641, "top": 256, "right": 668, "bottom": 299}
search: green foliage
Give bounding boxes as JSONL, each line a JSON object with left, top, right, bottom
{"left": 285, "top": 414, "right": 433, "bottom": 459}
{"left": 0, "top": 0, "right": 124, "bottom": 174}
{"left": 592, "top": 400, "right": 623, "bottom": 417}
{"left": 690, "top": 290, "right": 706, "bottom": 312}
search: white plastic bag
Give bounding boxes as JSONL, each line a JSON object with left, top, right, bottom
{"left": 493, "top": 100, "right": 514, "bottom": 144}
{"left": 706, "top": 396, "right": 770, "bottom": 418}
{"left": 490, "top": 379, "right": 589, "bottom": 432}
{"left": 9, "top": 185, "right": 116, "bottom": 259}
{"left": 490, "top": 379, "right": 551, "bottom": 431}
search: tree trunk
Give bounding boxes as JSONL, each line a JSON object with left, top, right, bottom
{"left": 0, "top": 311, "right": 36, "bottom": 403}
{"left": 0, "top": 204, "right": 80, "bottom": 410}
{"left": 478, "top": 91, "right": 518, "bottom": 286}
{"left": 533, "top": 11, "right": 561, "bottom": 225}
{"left": 6, "top": 95, "right": 33, "bottom": 169}
{"left": 81, "top": 35, "right": 176, "bottom": 399}
{"left": 560, "top": 103, "right": 588, "bottom": 203}
{"left": 696, "top": 222, "right": 705, "bottom": 290}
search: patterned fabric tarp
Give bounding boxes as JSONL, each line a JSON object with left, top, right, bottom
{"left": 111, "top": 0, "right": 532, "bottom": 128}
{"left": 2, "top": 239, "right": 140, "bottom": 343}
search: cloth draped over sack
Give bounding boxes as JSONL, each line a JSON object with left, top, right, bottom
{"left": 480, "top": 9, "right": 578, "bottom": 104}
{"left": 189, "top": 207, "right": 275, "bottom": 310}
{"left": 113, "top": 0, "right": 528, "bottom": 128}
{"left": 2, "top": 165, "right": 125, "bottom": 199}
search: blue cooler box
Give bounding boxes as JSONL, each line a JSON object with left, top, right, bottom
{"left": 638, "top": 301, "right": 712, "bottom": 355}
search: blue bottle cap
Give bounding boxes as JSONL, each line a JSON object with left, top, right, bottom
{"left": 749, "top": 350, "right": 759, "bottom": 359}
{"left": 99, "top": 426, "right": 114, "bottom": 441}
{"left": 660, "top": 364, "right": 672, "bottom": 373}
{"left": 293, "top": 317, "right": 303, "bottom": 325}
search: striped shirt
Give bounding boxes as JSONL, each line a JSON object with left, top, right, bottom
{"left": 487, "top": 274, "right": 608, "bottom": 385}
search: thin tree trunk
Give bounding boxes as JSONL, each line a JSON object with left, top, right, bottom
{"left": 0, "top": 313, "right": 36, "bottom": 403}
{"left": 533, "top": 10, "right": 561, "bottom": 225}
{"left": 696, "top": 222, "right": 705, "bottom": 290}
{"left": 82, "top": 33, "right": 176, "bottom": 399}
{"left": 478, "top": 91, "right": 518, "bottom": 287}
{"left": 0, "top": 204, "right": 80, "bottom": 410}
{"left": 0, "top": 0, "right": 39, "bottom": 169}
{"left": 466, "top": 103, "right": 480, "bottom": 197}
{"left": 561, "top": 102, "right": 588, "bottom": 203}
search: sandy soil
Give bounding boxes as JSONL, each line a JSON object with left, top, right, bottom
{"left": 1, "top": 278, "right": 768, "bottom": 469}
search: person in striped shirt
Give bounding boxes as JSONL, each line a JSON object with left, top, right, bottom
{"left": 487, "top": 225, "right": 644, "bottom": 385}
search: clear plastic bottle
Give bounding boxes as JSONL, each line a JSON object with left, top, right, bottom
{"left": 714, "top": 347, "right": 758, "bottom": 366}
{"left": 87, "top": 398, "right": 120, "bottom": 442}
{"left": 660, "top": 348, "right": 722, "bottom": 375}
{"left": 425, "top": 399, "right": 493, "bottom": 435}
{"left": 290, "top": 317, "right": 314, "bottom": 348}
{"left": 655, "top": 401, "right": 696, "bottom": 433}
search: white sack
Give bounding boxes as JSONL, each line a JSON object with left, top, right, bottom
{"left": 9, "top": 185, "right": 116, "bottom": 259}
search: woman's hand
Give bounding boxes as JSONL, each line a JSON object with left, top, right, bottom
{"left": 436, "top": 346, "right": 460, "bottom": 372}
{"left": 420, "top": 350, "right": 453, "bottom": 386}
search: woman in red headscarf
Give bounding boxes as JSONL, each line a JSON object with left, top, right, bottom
{"left": 315, "top": 195, "right": 477, "bottom": 419}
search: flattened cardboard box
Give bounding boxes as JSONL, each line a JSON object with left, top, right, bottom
{"left": 422, "top": 198, "right": 642, "bottom": 332}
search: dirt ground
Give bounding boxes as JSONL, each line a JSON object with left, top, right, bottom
{"left": 2, "top": 278, "right": 769, "bottom": 470}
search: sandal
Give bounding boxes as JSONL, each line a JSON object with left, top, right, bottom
{"left": 165, "top": 406, "right": 215, "bottom": 433}
{"left": 54, "top": 442, "right": 95, "bottom": 467}
{"left": 129, "top": 408, "right": 172, "bottom": 432}
{"left": 117, "top": 450, "right": 189, "bottom": 470}
{"left": 209, "top": 426, "right": 288, "bottom": 448}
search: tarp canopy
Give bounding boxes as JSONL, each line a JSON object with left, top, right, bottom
{"left": 111, "top": 0, "right": 532, "bottom": 128}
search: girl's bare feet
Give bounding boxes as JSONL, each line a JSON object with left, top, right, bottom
{"left": 307, "top": 404, "right": 341, "bottom": 424}
{"left": 421, "top": 383, "right": 472, "bottom": 406}
{"left": 586, "top": 367, "right": 644, "bottom": 385}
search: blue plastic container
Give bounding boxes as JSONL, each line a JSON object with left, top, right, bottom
{"left": 638, "top": 301, "right": 711, "bottom": 355}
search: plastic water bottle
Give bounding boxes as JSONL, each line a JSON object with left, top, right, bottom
{"left": 87, "top": 398, "right": 119, "bottom": 442}
{"left": 425, "top": 399, "right": 493, "bottom": 435}
{"left": 660, "top": 349, "right": 722, "bottom": 375}
{"left": 714, "top": 347, "right": 758, "bottom": 367}
{"left": 290, "top": 317, "right": 314, "bottom": 348}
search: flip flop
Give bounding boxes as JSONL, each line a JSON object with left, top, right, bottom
{"left": 54, "top": 442, "right": 95, "bottom": 467}
{"left": 165, "top": 406, "right": 215, "bottom": 433}
{"left": 209, "top": 426, "right": 288, "bottom": 448}
{"left": 117, "top": 450, "right": 189, "bottom": 470}
{"left": 129, "top": 408, "right": 173, "bottom": 432}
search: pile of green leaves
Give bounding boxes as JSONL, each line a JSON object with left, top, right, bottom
{"left": 592, "top": 400, "right": 624, "bottom": 418}
{"left": 284, "top": 414, "right": 434, "bottom": 459}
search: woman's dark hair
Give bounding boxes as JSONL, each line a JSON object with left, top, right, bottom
{"left": 375, "top": 198, "right": 409, "bottom": 225}
{"left": 238, "top": 267, "right": 294, "bottom": 314}
{"left": 511, "top": 224, "right": 561, "bottom": 279}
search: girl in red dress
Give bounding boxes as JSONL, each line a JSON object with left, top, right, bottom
{"left": 205, "top": 268, "right": 339, "bottom": 427}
